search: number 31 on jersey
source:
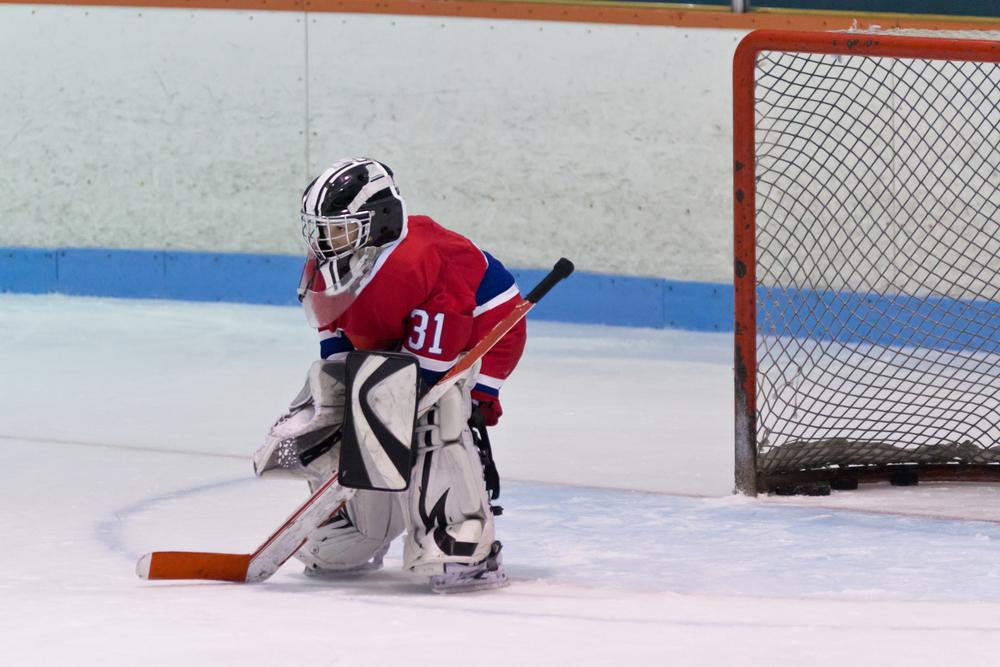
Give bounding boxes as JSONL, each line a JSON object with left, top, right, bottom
{"left": 408, "top": 309, "right": 444, "bottom": 355}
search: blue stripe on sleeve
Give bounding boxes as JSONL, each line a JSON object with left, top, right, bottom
{"left": 320, "top": 333, "right": 355, "bottom": 359}
{"left": 475, "top": 251, "right": 517, "bottom": 307}
{"left": 472, "top": 382, "right": 500, "bottom": 398}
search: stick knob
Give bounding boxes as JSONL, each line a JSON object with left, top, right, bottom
{"left": 524, "top": 258, "right": 575, "bottom": 303}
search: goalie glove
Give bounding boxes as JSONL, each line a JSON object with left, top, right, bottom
{"left": 470, "top": 389, "right": 503, "bottom": 426}
{"left": 253, "top": 359, "right": 346, "bottom": 485}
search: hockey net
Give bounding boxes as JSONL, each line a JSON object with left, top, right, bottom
{"left": 733, "top": 29, "right": 1000, "bottom": 494}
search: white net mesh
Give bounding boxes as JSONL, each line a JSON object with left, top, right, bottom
{"left": 752, "top": 35, "right": 1000, "bottom": 476}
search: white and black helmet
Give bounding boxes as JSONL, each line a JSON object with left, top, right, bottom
{"left": 300, "top": 157, "right": 406, "bottom": 265}
{"left": 297, "top": 158, "right": 407, "bottom": 327}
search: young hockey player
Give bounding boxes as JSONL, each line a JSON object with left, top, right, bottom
{"left": 253, "top": 157, "right": 525, "bottom": 593}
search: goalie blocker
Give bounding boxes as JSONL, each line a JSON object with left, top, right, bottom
{"left": 253, "top": 351, "right": 419, "bottom": 493}
{"left": 339, "top": 351, "right": 419, "bottom": 492}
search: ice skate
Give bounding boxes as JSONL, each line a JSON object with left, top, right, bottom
{"left": 430, "top": 541, "right": 509, "bottom": 594}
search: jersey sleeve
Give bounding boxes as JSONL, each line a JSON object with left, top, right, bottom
{"left": 470, "top": 251, "right": 526, "bottom": 397}
{"left": 318, "top": 327, "right": 355, "bottom": 360}
{"left": 469, "top": 295, "right": 527, "bottom": 425}
{"left": 466, "top": 252, "right": 527, "bottom": 424}
{"left": 473, "top": 304, "right": 526, "bottom": 398}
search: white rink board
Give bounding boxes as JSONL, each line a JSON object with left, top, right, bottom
{"left": 0, "top": 5, "right": 743, "bottom": 282}
{"left": 304, "top": 15, "right": 741, "bottom": 280}
{"left": 0, "top": 5, "right": 307, "bottom": 253}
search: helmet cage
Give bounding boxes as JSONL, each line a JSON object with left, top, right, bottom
{"left": 301, "top": 210, "right": 373, "bottom": 263}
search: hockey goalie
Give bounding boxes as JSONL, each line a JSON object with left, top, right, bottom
{"left": 253, "top": 158, "right": 526, "bottom": 593}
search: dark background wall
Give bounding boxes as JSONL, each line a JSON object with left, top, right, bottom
{"left": 752, "top": 1, "right": 998, "bottom": 17}
{"left": 625, "top": 0, "right": 998, "bottom": 18}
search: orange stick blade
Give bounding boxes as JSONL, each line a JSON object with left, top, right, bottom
{"left": 137, "top": 551, "right": 252, "bottom": 582}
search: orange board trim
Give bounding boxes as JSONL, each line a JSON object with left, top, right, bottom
{"left": 6, "top": 0, "right": 1000, "bottom": 32}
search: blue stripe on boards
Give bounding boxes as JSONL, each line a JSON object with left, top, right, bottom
{"left": 7, "top": 247, "right": 996, "bottom": 343}
{"left": 163, "top": 252, "right": 302, "bottom": 305}
{"left": 0, "top": 248, "right": 58, "bottom": 293}
{"left": 0, "top": 246, "right": 739, "bottom": 331}
{"left": 507, "top": 269, "right": 733, "bottom": 331}
{"left": 0, "top": 248, "right": 304, "bottom": 305}
{"left": 58, "top": 248, "right": 167, "bottom": 298}
{"left": 759, "top": 286, "right": 1000, "bottom": 351}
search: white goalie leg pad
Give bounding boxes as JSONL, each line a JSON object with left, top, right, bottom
{"left": 403, "top": 381, "right": 496, "bottom": 575}
{"left": 253, "top": 359, "right": 346, "bottom": 484}
{"left": 296, "top": 488, "right": 406, "bottom": 574}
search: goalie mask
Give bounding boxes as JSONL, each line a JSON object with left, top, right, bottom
{"left": 298, "top": 158, "right": 407, "bottom": 327}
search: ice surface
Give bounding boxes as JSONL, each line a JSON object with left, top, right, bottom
{"left": 4, "top": 294, "right": 1000, "bottom": 665}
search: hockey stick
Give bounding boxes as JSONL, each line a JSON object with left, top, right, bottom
{"left": 136, "top": 257, "right": 574, "bottom": 583}
{"left": 416, "top": 257, "right": 575, "bottom": 415}
{"left": 136, "top": 471, "right": 350, "bottom": 583}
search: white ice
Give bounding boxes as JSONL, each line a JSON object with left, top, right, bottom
{"left": 3, "top": 294, "right": 1000, "bottom": 666}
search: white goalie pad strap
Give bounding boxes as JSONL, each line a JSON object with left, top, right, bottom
{"left": 403, "top": 384, "right": 494, "bottom": 574}
{"left": 253, "top": 359, "right": 346, "bottom": 482}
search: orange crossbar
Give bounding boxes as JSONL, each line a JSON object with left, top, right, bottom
{"left": 6, "top": 0, "right": 1000, "bottom": 32}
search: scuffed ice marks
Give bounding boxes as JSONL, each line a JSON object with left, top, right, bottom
{"left": 501, "top": 482, "right": 1000, "bottom": 601}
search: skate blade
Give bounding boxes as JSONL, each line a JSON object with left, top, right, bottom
{"left": 430, "top": 573, "right": 510, "bottom": 594}
{"left": 303, "top": 560, "right": 384, "bottom": 579}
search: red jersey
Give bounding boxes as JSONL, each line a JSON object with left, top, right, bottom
{"left": 315, "top": 215, "right": 526, "bottom": 424}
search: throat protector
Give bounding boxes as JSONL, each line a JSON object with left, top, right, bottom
{"left": 298, "top": 248, "right": 380, "bottom": 328}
